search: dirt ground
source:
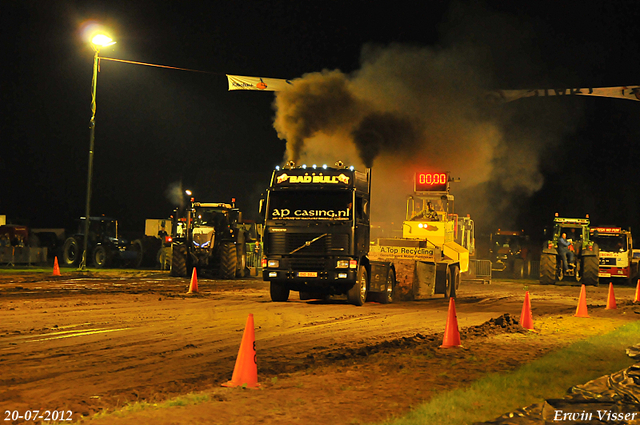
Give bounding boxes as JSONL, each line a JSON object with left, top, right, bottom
{"left": 1, "top": 269, "right": 639, "bottom": 424}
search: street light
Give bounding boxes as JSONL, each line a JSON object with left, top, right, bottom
{"left": 80, "top": 34, "right": 116, "bottom": 270}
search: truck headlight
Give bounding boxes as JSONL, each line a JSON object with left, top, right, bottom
{"left": 267, "top": 259, "right": 279, "bottom": 268}
{"left": 336, "top": 260, "right": 349, "bottom": 268}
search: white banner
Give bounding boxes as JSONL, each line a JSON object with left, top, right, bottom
{"left": 489, "top": 86, "right": 640, "bottom": 103}
{"left": 226, "top": 75, "right": 293, "bottom": 91}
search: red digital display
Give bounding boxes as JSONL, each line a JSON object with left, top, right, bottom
{"left": 415, "top": 172, "right": 449, "bottom": 192}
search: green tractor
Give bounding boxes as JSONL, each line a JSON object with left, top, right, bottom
{"left": 539, "top": 215, "right": 599, "bottom": 286}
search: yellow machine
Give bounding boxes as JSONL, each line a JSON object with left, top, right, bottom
{"left": 369, "top": 172, "right": 474, "bottom": 299}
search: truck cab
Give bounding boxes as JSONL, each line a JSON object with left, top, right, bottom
{"left": 261, "top": 162, "right": 374, "bottom": 304}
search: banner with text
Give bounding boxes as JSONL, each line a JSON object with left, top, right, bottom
{"left": 227, "top": 75, "right": 293, "bottom": 91}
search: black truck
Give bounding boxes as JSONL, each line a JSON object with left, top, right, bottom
{"left": 261, "top": 162, "right": 394, "bottom": 305}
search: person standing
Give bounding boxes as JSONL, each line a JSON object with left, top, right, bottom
{"left": 558, "top": 232, "right": 575, "bottom": 273}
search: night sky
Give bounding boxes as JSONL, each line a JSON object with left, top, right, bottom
{"left": 2, "top": 1, "right": 639, "bottom": 243}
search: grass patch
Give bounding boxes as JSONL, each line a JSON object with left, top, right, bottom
{"left": 381, "top": 320, "right": 640, "bottom": 425}
{"left": 81, "top": 393, "right": 212, "bottom": 422}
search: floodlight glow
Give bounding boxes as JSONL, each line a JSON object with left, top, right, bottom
{"left": 91, "top": 34, "right": 116, "bottom": 47}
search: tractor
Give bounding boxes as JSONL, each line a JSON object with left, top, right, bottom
{"left": 62, "top": 216, "right": 141, "bottom": 268}
{"left": 169, "top": 200, "right": 260, "bottom": 279}
{"left": 539, "top": 214, "right": 599, "bottom": 286}
{"left": 489, "top": 229, "right": 532, "bottom": 278}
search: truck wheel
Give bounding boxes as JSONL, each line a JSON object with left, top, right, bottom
{"left": 539, "top": 253, "right": 556, "bottom": 285}
{"left": 220, "top": 241, "right": 237, "bottom": 279}
{"left": 92, "top": 245, "right": 111, "bottom": 268}
{"left": 513, "top": 259, "right": 524, "bottom": 279}
{"left": 347, "top": 265, "right": 368, "bottom": 306}
{"left": 62, "top": 237, "right": 81, "bottom": 267}
{"left": 270, "top": 281, "right": 290, "bottom": 302}
{"left": 582, "top": 255, "right": 599, "bottom": 287}
{"left": 379, "top": 269, "right": 396, "bottom": 304}
{"left": 170, "top": 244, "right": 188, "bottom": 277}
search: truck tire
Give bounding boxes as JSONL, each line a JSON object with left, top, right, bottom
{"left": 62, "top": 237, "right": 81, "bottom": 267}
{"left": 219, "top": 241, "right": 237, "bottom": 279}
{"left": 170, "top": 244, "right": 188, "bottom": 277}
{"left": 513, "top": 259, "right": 524, "bottom": 279}
{"left": 92, "top": 245, "right": 111, "bottom": 268}
{"left": 582, "top": 255, "right": 599, "bottom": 287}
{"left": 540, "top": 253, "right": 556, "bottom": 285}
{"left": 347, "top": 265, "right": 368, "bottom": 306}
{"left": 379, "top": 269, "right": 396, "bottom": 304}
{"left": 270, "top": 281, "right": 290, "bottom": 302}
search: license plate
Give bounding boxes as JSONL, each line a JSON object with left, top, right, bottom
{"left": 598, "top": 272, "right": 610, "bottom": 277}
{"left": 298, "top": 272, "right": 317, "bottom": 278}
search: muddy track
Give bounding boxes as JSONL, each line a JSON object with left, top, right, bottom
{"left": 1, "top": 271, "right": 638, "bottom": 423}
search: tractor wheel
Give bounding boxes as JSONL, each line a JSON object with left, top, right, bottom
{"left": 170, "top": 244, "right": 188, "bottom": 277}
{"left": 347, "top": 265, "right": 368, "bottom": 306}
{"left": 235, "top": 233, "right": 248, "bottom": 278}
{"left": 270, "top": 281, "right": 290, "bottom": 302}
{"left": 92, "top": 245, "right": 111, "bottom": 268}
{"left": 582, "top": 255, "right": 599, "bottom": 287}
{"left": 513, "top": 259, "right": 525, "bottom": 279}
{"left": 379, "top": 269, "right": 396, "bottom": 304}
{"left": 62, "top": 237, "right": 81, "bottom": 267}
{"left": 539, "top": 253, "right": 556, "bottom": 285}
{"left": 219, "top": 242, "right": 237, "bottom": 279}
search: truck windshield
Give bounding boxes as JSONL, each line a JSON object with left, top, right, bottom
{"left": 592, "top": 235, "right": 627, "bottom": 252}
{"left": 268, "top": 190, "right": 352, "bottom": 221}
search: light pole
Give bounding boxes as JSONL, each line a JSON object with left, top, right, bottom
{"left": 80, "top": 34, "right": 116, "bottom": 270}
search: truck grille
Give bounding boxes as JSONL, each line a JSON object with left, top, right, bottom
{"left": 267, "top": 233, "right": 349, "bottom": 255}
{"left": 289, "top": 257, "right": 326, "bottom": 270}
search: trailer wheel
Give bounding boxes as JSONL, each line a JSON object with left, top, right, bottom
{"left": 582, "top": 255, "right": 599, "bottom": 287}
{"left": 62, "top": 237, "right": 81, "bottom": 267}
{"left": 170, "top": 244, "right": 188, "bottom": 277}
{"left": 220, "top": 241, "right": 237, "bottom": 279}
{"left": 347, "top": 266, "right": 368, "bottom": 306}
{"left": 270, "top": 281, "right": 290, "bottom": 302}
{"left": 539, "top": 253, "right": 556, "bottom": 285}
{"left": 92, "top": 245, "right": 111, "bottom": 268}
{"left": 130, "top": 239, "right": 144, "bottom": 268}
{"left": 379, "top": 269, "right": 395, "bottom": 304}
{"left": 445, "top": 265, "right": 458, "bottom": 299}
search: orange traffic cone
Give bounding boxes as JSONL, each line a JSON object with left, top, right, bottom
{"left": 634, "top": 279, "right": 640, "bottom": 303}
{"left": 574, "top": 284, "right": 589, "bottom": 318}
{"left": 187, "top": 268, "right": 198, "bottom": 294}
{"left": 440, "top": 298, "right": 462, "bottom": 348}
{"left": 520, "top": 291, "right": 534, "bottom": 330}
{"left": 222, "top": 314, "right": 259, "bottom": 388}
{"left": 606, "top": 282, "right": 617, "bottom": 310}
{"left": 52, "top": 257, "right": 61, "bottom": 276}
